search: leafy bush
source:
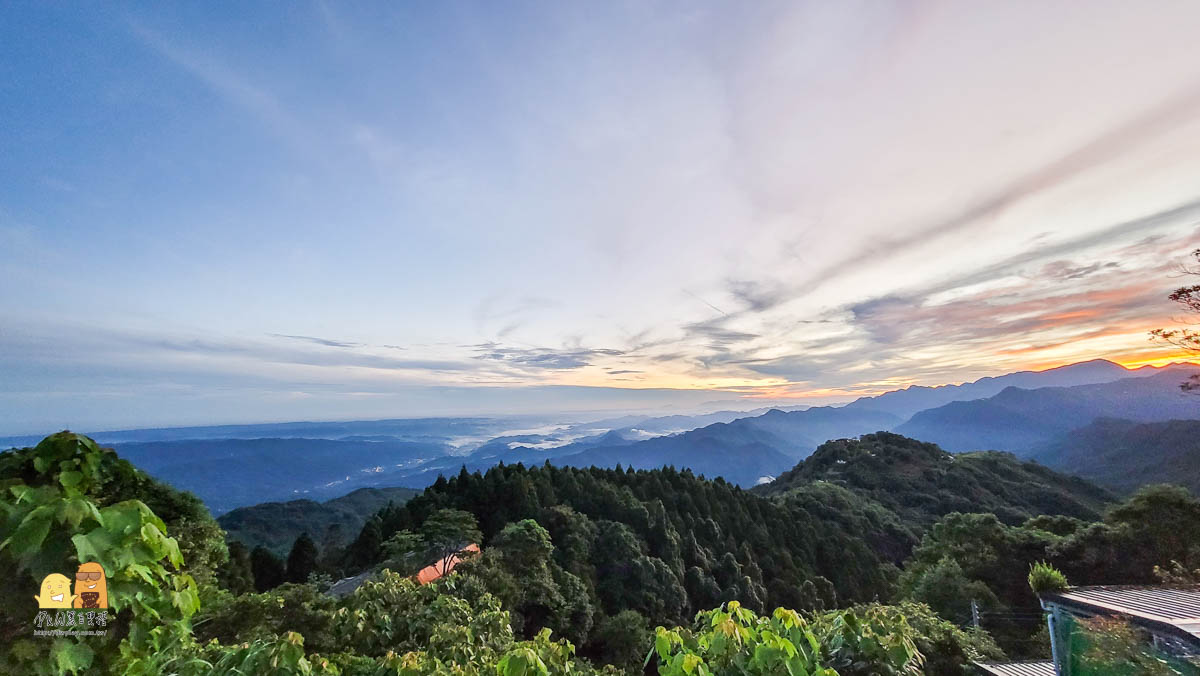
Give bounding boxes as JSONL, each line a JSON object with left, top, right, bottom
{"left": 1155, "top": 560, "right": 1200, "bottom": 586}
{"left": 649, "top": 601, "right": 922, "bottom": 675}
{"left": 1076, "top": 616, "right": 1181, "bottom": 676}
{"left": 0, "top": 432, "right": 200, "bottom": 675}
{"left": 2, "top": 434, "right": 619, "bottom": 676}
{"left": 1027, "top": 561, "right": 1068, "bottom": 594}
{"left": 856, "top": 602, "right": 1004, "bottom": 676}
{"left": 900, "top": 555, "right": 1000, "bottom": 625}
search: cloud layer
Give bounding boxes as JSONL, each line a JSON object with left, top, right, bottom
{"left": 2, "top": 2, "right": 1200, "bottom": 433}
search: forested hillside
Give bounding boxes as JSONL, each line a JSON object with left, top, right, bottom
{"left": 1030, "top": 418, "right": 1200, "bottom": 494}
{"left": 360, "top": 462, "right": 895, "bottom": 618}
{"left": 218, "top": 486, "right": 419, "bottom": 555}
{"left": 898, "top": 485, "right": 1200, "bottom": 655}
{"left": 554, "top": 426, "right": 796, "bottom": 487}
{"left": 1, "top": 433, "right": 1008, "bottom": 674}
{"left": 10, "top": 431, "right": 1200, "bottom": 674}
{"left": 758, "top": 432, "right": 1112, "bottom": 526}
{"left": 342, "top": 434, "right": 1115, "bottom": 666}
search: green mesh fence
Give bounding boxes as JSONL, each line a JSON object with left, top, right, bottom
{"left": 1053, "top": 611, "right": 1200, "bottom": 676}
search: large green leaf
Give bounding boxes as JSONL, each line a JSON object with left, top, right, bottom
{"left": 51, "top": 639, "right": 94, "bottom": 674}
{"left": 3, "top": 504, "right": 54, "bottom": 554}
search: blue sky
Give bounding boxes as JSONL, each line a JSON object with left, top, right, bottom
{"left": 3, "top": 1, "right": 1200, "bottom": 434}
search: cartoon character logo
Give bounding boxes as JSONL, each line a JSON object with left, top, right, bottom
{"left": 72, "top": 562, "right": 108, "bottom": 609}
{"left": 35, "top": 573, "right": 76, "bottom": 608}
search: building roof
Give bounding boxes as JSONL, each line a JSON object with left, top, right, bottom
{"left": 327, "top": 543, "right": 483, "bottom": 596}
{"left": 328, "top": 570, "right": 374, "bottom": 598}
{"left": 975, "top": 661, "right": 1054, "bottom": 676}
{"left": 415, "top": 543, "right": 480, "bottom": 585}
{"left": 1041, "top": 585, "right": 1200, "bottom": 643}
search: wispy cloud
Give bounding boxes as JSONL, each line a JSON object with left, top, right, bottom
{"left": 128, "top": 21, "right": 311, "bottom": 148}
{"left": 268, "top": 333, "right": 362, "bottom": 349}
{"left": 472, "top": 342, "right": 624, "bottom": 370}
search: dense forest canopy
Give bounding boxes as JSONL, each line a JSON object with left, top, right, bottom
{"left": 758, "top": 433, "right": 1112, "bottom": 526}
{"left": 334, "top": 432, "right": 1125, "bottom": 666}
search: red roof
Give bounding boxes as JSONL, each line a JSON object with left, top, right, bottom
{"left": 415, "top": 543, "right": 480, "bottom": 584}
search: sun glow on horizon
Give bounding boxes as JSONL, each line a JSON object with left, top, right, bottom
{"left": 1113, "top": 352, "right": 1199, "bottom": 369}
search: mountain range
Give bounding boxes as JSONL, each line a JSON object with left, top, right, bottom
{"left": 894, "top": 365, "right": 1200, "bottom": 454}
{"left": 113, "top": 437, "right": 442, "bottom": 514}
{"left": 1028, "top": 417, "right": 1200, "bottom": 495}
{"left": 840, "top": 358, "right": 1170, "bottom": 420}
{"left": 538, "top": 360, "right": 1199, "bottom": 487}
{"left": 553, "top": 406, "right": 901, "bottom": 486}
{"left": 10, "top": 358, "right": 1194, "bottom": 514}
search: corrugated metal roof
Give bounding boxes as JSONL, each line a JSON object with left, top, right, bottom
{"left": 1050, "top": 586, "right": 1200, "bottom": 624}
{"left": 975, "top": 660, "right": 1055, "bottom": 676}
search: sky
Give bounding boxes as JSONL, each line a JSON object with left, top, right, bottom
{"left": 2, "top": 1, "right": 1200, "bottom": 435}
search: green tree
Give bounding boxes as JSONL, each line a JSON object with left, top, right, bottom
{"left": 588, "top": 610, "right": 650, "bottom": 673}
{"left": 194, "top": 582, "right": 339, "bottom": 651}
{"left": 1106, "top": 484, "right": 1200, "bottom": 566}
{"left": 285, "top": 532, "right": 318, "bottom": 584}
{"left": 1052, "top": 485, "right": 1200, "bottom": 586}
{"left": 861, "top": 602, "right": 1004, "bottom": 676}
{"left": 494, "top": 518, "right": 554, "bottom": 570}
{"left": 0, "top": 430, "right": 228, "bottom": 584}
{"left": 251, "top": 546, "right": 285, "bottom": 592}
{"left": 218, "top": 540, "right": 256, "bottom": 595}
{"left": 422, "top": 508, "right": 482, "bottom": 576}
{"left": 346, "top": 515, "right": 383, "bottom": 570}
{"left": 459, "top": 519, "right": 595, "bottom": 645}
{"left": 0, "top": 432, "right": 200, "bottom": 675}
{"left": 381, "top": 528, "right": 424, "bottom": 575}
{"left": 903, "top": 556, "right": 1000, "bottom": 625}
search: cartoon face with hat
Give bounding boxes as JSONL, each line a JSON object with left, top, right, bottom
{"left": 72, "top": 562, "right": 107, "bottom": 609}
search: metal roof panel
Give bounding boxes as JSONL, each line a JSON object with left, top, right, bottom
{"left": 1050, "top": 586, "right": 1200, "bottom": 624}
{"left": 975, "top": 661, "right": 1055, "bottom": 676}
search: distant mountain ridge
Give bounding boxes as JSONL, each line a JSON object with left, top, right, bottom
{"left": 218, "top": 486, "right": 419, "bottom": 555}
{"left": 843, "top": 359, "right": 1173, "bottom": 420}
{"left": 894, "top": 365, "right": 1200, "bottom": 454}
{"left": 537, "top": 360, "right": 1184, "bottom": 487}
{"left": 552, "top": 406, "right": 901, "bottom": 486}
{"left": 1029, "top": 418, "right": 1200, "bottom": 495}
{"left": 14, "top": 357, "right": 1188, "bottom": 514}
{"left": 114, "top": 437, "right": 444, "bottom": 514}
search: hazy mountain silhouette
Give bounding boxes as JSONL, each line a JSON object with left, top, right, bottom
{"left": 843, "top": 359, "right": 1168, "bottom": 420}
{"left": 554, "top": 406, "right": 901, "bottom": 486}
{"left": 218, "top": 486, "right": 419, "bottom": 555}
{"left": 1029, "top": 417, "right": 1200, "bottom": 494}
{"left": 894, "top": 365, "right": 1200, "bottom": 454}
